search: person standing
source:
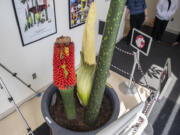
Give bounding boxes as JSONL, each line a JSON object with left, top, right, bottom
{"left": 125, "top": 0, "right": 148, "bottom": 44}
{"left": 151, "top": 0, "right": 179, "bottom": 43}
{"left": 172, "top": 33, "right": 180, "bottom": 46}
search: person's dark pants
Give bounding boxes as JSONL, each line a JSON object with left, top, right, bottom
{"left": 151, "top": 17, "right": 169, "bottom": 41}
{"left": 176, "top": 33, "right": 180, "bottom": 42}
{"left": 127, "top": 12, "right": 145, "bottom": 43}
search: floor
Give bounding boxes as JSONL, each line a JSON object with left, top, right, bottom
{"left": 111, "top": 25, "right": 180, "bottom": 135}
{"left": 0, "top": 93, "right": 45, "bottom": 135}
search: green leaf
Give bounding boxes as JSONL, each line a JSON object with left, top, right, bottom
{"left": 77, "top": 52, "right": 95, "bottom": 106}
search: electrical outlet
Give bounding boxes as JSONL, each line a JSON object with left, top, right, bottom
{"left": 32, "top": 73, "right": 37, "bottom": 80}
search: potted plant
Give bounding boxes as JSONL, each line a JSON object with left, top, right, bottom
{"left": 41, "top": 0, "right": 126, "bottom": 134}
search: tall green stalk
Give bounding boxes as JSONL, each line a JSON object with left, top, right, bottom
{"left": 84, "top": 0, "right": 126, "bottom": 125}
{"left": 59, "top": 87, "right": 76, "bottom": 120}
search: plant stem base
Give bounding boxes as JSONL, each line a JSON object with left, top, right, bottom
{"left": 59, "top": 87, "right": 76, "bottom": 120}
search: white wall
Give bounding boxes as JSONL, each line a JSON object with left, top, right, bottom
{"left": 0, "top": 0, "right": 83, "bottom": 91}
{"left": 0, "top": 0, "right": 83, "bottom": 119}
{"left": 0, "top": 0, "right": 125, "bottom": 119}
{"left": 95, "top": 0, "right": 126, "bottom": 52}
{"left": 167, "top": 1, "right": 180, "bottom": 34}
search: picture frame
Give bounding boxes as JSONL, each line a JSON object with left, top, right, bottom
{"left": 130, "top": 28, "right": 152, "bottom": 56}
{"left": 12, "top": 0, "right": 57, "bottom": 46}
{"left": 68, "top": 0, "right": 94, "bottom": 29}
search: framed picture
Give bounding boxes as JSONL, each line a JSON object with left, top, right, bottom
{"left": 68, "top": 0, "right": 94, "bottom": 29}
{"left": 130, "top": 28, "right": 152, "bottom": 56}
{"left": 12, "top": 0, "right": 57, "bottom": 46}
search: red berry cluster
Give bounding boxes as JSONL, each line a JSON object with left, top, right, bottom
{"left": 53, "top": 43, "right": 76, "bottom": 90}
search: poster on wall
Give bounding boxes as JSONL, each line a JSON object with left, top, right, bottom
{"left": 12, "top": 0, "right": 57, "bottom": 46}
{"left": 69, "top": 0, "right": 94, "bottom": 29}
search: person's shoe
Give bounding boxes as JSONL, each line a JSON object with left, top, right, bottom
{"left": 172, "top": 42, "right": 179, "bottom": 46}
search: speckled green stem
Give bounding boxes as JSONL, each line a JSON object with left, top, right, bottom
{"left": 59, "top": 87, "right": 76, "bottom": 120}
{"left": 84, "top": 0, "right": 126, "bottom": 125}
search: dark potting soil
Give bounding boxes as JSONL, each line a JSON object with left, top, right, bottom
{"left": 50, "top": 90, "right": 113, "bottom": 132}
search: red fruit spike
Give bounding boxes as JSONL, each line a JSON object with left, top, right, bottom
{"left": 53, "top": 42, "right": 76, "bottom": 90}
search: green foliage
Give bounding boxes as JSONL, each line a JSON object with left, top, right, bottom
{"left": 84, "top": 0, "right": 126, "bottom": 125}
{"left": 28, "top": 15, "right": 33, "bottom": 26}
{"left": 35, "top": 12, "right": 41, "bottom": 22}
{"left": 59, "top": 87, "right": 76, "bottom": 120}
{"left": 77, "top": 2, "right": 96, "bottom": 107}
{"left": 77, "top": 53, "right": 95, "bottom": 107}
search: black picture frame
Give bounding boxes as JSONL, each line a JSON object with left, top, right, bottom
{"left": 12, "top": 0, "right": 57, "bottom": 46}
{"left": 68, "top": 0, "right": 94, "bottom": 29}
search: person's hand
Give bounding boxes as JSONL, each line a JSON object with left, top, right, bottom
{"left": 144, "top": 8, "right": 148, "bottom": 23}
{"left": 125, "top": 15, "right": 129, "bottom": 21}
{"left": 125, "top": 8, "right": 130, "bottom": 21}
{"left": 145, "top": 16, "right": 148, "bottom": 23}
